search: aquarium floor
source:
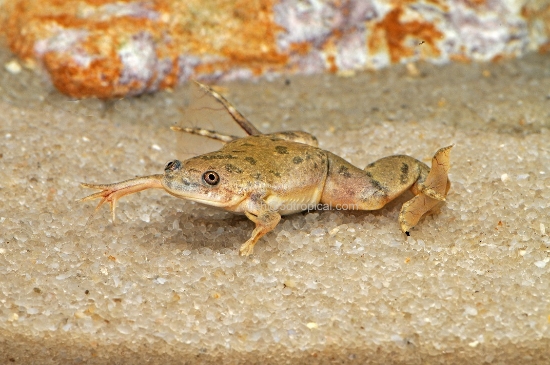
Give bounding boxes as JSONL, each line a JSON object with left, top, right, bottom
{"left": 1, "top": 48, "right": 549, "bottom": 364}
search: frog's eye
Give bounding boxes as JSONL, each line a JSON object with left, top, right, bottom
{"left": 203, "top": 171, "right": 220, "bottom": 185}
{"left": 164, "top": 160, "right": 182, "bottom": 172}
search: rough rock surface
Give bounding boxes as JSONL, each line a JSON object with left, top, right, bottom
{"left": 2, "top": 0, "right": 550, "bottom": 98}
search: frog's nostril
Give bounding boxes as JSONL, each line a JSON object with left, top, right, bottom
{"left": 164, "top": 160, "right": 182, "bottom": 172}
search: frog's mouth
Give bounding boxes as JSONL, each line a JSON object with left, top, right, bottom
{"left": 161, "top": 178, "right": 246, "bottom": 211}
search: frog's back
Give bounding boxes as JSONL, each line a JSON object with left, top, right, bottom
{"left": 221, "top": 135, "right": 329, "bottom": 214}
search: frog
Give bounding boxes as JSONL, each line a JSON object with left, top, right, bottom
{"left": 80, "top": 82, "right": 452, "bottom": 256}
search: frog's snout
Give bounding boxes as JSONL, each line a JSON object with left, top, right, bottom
{"left": 164, "top": 160, "right": 182, "bottom": 172}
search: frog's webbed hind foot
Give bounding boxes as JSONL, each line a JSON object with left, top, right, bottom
{"left": 78, "top": 174, "right": 164, "bottom": 222}
{"left": 399, "top": 146, "right": 453, "bottom": 234}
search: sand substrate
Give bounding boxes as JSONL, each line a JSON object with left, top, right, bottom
{"left": 1, "top": 49, "right": 549, "bottom": 364}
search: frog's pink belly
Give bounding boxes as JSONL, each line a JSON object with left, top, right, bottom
{"left": 265, "top": 192, "right": 322, "bottom": 215}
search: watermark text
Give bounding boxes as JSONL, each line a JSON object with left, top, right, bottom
{"left": 261, "top": 202, "right": 359, "bottom": 212}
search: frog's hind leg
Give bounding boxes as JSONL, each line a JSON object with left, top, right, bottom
{"left": 362, "top": 146, "right": 452, "bottom": 233}
{"left": 361, "top": 154, "right": 430, "bottom": 209}
{"left": 397, "top": 146, "right": 453, "bottom": 234}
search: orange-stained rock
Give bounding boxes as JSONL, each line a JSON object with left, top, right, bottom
{"left": 2, "top": 0, "right": 549, "bottom": 98}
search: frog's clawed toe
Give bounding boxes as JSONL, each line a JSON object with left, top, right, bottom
{"left": 78, "top": 175, "right": 164, "bottom": 222}
{"left": 79, "top": 184, "right": 124, "bottom": 221}
{"left": 239, "top": 242, "right": 255, "bottom": 256}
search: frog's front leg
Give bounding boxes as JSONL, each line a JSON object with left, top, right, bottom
{"left": 266, "top": 131, "right": 319, "bottom": 147}
{"left": 170, "top": 126, "right": 241, "bottom": 143}
{"left": 79, "top": 175, "right": 164, "bottom": 221}
{"left": 194, "top": 81, "right": 261, "bottom": 136}
{"left": 240, "top": 209, "right": 281, "bottom": 256}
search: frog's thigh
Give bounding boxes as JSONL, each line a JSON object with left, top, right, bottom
{"left": 239, "top": 210, "right": 281, "bottom": 256}
{"left": 363, "top": 155, "right": 429, "bottom": 204}
{"left": 321, "top": 153, "right": 426, "bottom": 210}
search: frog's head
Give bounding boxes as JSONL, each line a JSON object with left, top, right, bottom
{"left": 161, "top": 154, "right": 246, "bottom": 209}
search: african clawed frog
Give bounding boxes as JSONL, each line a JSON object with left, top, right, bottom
{"left": 80, "top": 83, "right": 452, "bottom": 256}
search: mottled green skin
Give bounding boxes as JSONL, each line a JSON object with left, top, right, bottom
{"left": 163, "top": 134, "right": 430, "bottom": 215}
{"left": 163, "top": 134, "right": 328, "bottom": 215}
{"left": 161, "top": 132, "right": 445, "bottom": 256}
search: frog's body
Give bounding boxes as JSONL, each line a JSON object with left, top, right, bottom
{"left": 80, "top": 83, "right": 452, "bottom": 256}
{"left": 163, "top": 134, "right": 328, "bottom": 216}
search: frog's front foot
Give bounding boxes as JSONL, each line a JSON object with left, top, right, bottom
{"left": 239, "top": 240, "right": 256, "bottom": 256}
{"left": 399, "top": 145, "right": 452, "bottom": 234}
{"left": 239, "top": 210, "right": 281, "bottom": 256}
{"left": 79, "top": 174, "right": 164, "bottom": 221}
